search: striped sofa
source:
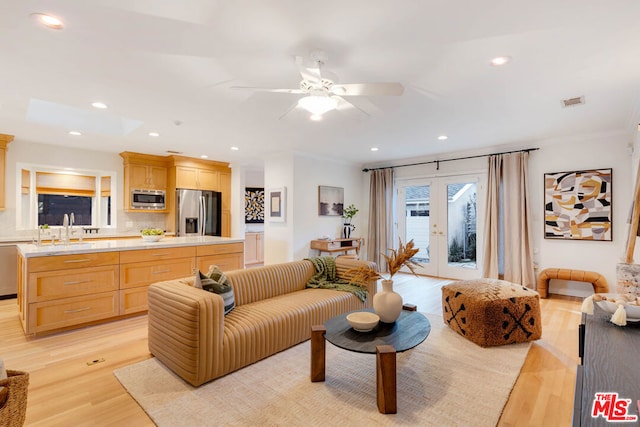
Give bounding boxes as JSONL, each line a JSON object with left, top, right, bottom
{"left": 147, "top": 257, "right": 378, "bottom": 386}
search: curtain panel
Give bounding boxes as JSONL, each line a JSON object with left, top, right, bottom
{"left": 367, "top": 168, "right": 394, "bottom": 272}
{"left": 482, "top": 152, "right": 536, "bottom": 288}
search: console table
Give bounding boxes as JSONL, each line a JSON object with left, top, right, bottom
{"left": 573, "top": 305, "right": 640, "bottom": 426}
{"left": 310, "top": 238, "right": 363, "bottom": 257}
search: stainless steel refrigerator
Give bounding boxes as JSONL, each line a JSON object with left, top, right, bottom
{"left": 176, "top": 189, "right": 222, "bottom": 236}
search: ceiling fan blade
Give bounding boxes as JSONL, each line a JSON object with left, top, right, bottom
{"left": 331, "top": 82, "right": 404, "bottom": 96}
{"left": 278, "top": 101, "right": 300, "bottom": 120}
{"left": 230, "top": 86, "right": 305, "bottom": 94}
{"left": 333, "top": 96, "right": 370, "bottom": 117}
{"left": 295, "top": 56, "right": 322, "bottom": 83}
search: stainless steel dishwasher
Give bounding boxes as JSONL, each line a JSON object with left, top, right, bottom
{"left": 0, "top": 244, "right": 17, "bottom": 298}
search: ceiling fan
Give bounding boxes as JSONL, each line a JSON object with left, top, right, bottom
{"left": 231, "top": 50, "right": 404, "bottom": 120}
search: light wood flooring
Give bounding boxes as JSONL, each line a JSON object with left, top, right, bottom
{"left": 0, "top": 275, "right": 582, "bottom": 426}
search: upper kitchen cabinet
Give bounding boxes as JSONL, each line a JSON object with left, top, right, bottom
{"left": 0, "top": 133, "right": 14, "bottom": 210}
{"left": 120, "top": 152, "right": 168, "bottom": 212}
{"left": 169, "top": 156, "right": 230, "bottom": 192}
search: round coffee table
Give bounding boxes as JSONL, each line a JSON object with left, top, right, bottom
{"left": 310, "top": 308, "right": 431, "bottom": 414}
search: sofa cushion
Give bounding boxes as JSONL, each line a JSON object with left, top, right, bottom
{"left": 194, "top": 269, "right": 235, "bottom": 315}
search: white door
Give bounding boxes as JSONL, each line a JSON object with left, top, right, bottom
{"left": 397, "top": 174, "right": 484, "bottom": 280}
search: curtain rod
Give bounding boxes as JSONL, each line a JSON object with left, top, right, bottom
{"left": 362, "top": 147, "right": 540, "bottom": 172}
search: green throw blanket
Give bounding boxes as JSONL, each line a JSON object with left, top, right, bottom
{"left": 305, "top": 256, "right": 367, "bottom": 303}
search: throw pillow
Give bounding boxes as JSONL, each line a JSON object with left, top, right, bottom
{"left": 200, "top": 266, "right": 235, "bottom": 315}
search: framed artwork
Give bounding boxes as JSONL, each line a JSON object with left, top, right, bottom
{"left": 544, "top": 168, "right": 612, "bottom": 241}
{"left": 267, "top": 187, "right": 286, "bottom": 222}
{"left": 318, "top": 186, "right": 344, "bottom": 216}
{"left": 244, "top": 187, "right": 264, "bottom": 223}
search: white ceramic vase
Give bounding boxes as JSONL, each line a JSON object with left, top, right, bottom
{"left": 373, "top": 279, "right": 403, "bottom": 323}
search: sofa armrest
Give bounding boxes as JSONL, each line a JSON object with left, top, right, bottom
{"left": 335, "top": 257, "right": 379, "bottom": 307}
{"left": 148, "top": 280, "right": 225, "bottom": 386}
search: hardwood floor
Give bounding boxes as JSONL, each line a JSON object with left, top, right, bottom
{"left": 0, "top": 275, "right": 582, "bottom": 426}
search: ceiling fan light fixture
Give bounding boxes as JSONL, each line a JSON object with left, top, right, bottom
{"left": 298, "top": 95, "right": 337, "bottom": 116}
{"left": 310, "top": 114, "right": 323, "bottom": 121}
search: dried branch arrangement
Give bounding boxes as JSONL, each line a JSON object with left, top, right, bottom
{"left": 348, "top": 238, "right": 421, "bottom": 284}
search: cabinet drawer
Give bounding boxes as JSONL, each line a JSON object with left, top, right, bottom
{"left": 119, "top": 246, "right": 195, "bottom": 264}
{"left": 196, "top": 243, "right": 243, "bottom": 257}
{"left": 120, "top": 287, "right": 149, "bottom": 315}
{"left": 120, "top": 258, "right": 194, "bottom": 289}
{"left": 28, "top": 292, "right": 119, "bottom": 333}
{"left": 28, "top": 251, "right": 119, "bottom": 273}
{"left": 197, "top": 253, "right": 243, "bottom": 273}
{"left": 28, "top": 265, "right": 119, "bottom": 302}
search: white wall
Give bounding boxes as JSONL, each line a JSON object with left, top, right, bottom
{"left": 263, "top": 151, "right": 364, "bottom": 264}
{"left": 529, "top": 133, "right": 632, "bottom": 296}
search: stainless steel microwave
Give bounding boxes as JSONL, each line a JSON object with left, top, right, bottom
{"left": 131, "top": 189, "right": 166, "bottom": 209}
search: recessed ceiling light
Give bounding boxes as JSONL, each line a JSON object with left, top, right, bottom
{"left": 490, "top": 56, "right": 511, "bottom": 67}
{"left": 31, "top": 13, "right": 64, "bottom": 30}
{"left": 310, "top": 114, "right": 323, "bottom": 121}
{"left": 370, "top": 147, "right": 379, "bottom": 152}
{"left": 68, "top": 131, "right": 81, "bottom": 136}
{"left": 230, "top": 146, "right": 239, "bottom": 151}
{"left": 148, "top": 132, "right": 159, "bottom": 137}
{"left": 200, "top": 155, "right": 208, "bottom": 159}
{"left": 437, "top": 135, "right": 448, "bottom": 141}
{"left": 91, "top": 101, "right": 108, "bottom": 109}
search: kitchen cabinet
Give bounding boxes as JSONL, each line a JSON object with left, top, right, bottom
{"left": 196, "top": 242, "right": 244, "bottom": 272}
{"left": 120, "top": 152, "right": 168, "bottom": 212}
{"left": 0, "top": 134, "right": 14, "bottom": 210}
{"left": 119, "top": 246, "right": 195, "bottom": 314}
{"left": 23, "top": 251, "right": 120, "bottom": 333}
{"left": 175, "top": 166, "right": 218, "bottom": 191}
{"left": 244, "top": 232, "right": 264, "bottom": 266}
{"left": 18, "top": 238, "right": 244, "bottom": 334}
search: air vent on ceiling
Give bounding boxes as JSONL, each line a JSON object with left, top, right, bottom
{"left": 561, "top": 96, "right": 585, "bottom": 108}
{"left": 166, "top": 150, "right": 183, "bottom": 154}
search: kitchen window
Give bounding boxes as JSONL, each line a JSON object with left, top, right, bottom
{"left": 16, "top": 165, "right": 115, "bottom": 230}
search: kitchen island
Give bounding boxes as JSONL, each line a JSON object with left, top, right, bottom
{"left": 17, "top": 236, "right": 244, "bottom": 335}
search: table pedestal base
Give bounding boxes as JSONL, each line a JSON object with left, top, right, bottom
{"left": 310, "top": 325, "right": 397, "bottom": 414}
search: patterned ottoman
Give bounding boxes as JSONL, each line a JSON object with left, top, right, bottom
{"left": 441, "top": 279, "right": 542, "bottom": 347}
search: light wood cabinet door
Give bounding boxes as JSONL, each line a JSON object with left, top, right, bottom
{"left": 149, "top": 165, "right": 167, "bottom": 189}
{"left": 119, "top": 287, "right": 150, "bottom": 314}
{"left": 28, "top": 265, "right": 119, "bottom": 302}
{"left": 120, "top": 258, "right": 194, "bottom": 289}
{"left": 129, "top": 164, "right": 150, "bottom": 189}
{"left": 198, "top": 169, "right": 219, "bottom": 191}
{"left": 175, "top": 166, "right": 199, "bottom": 189}
{"left": 244, "top": 233, "right": 264, "bottom": 266}
{"left": 128, "top": 164, "right": 167, "bottom": 190}
{"left": 28, "top": 291, "right": 119, "bottom": 333}
{"left": 197, "top": 253, "right": 243, "bottom": 273}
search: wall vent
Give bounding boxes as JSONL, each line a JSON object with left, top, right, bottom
{"left": 561, "top": 96, "right": 585, "bottom": 108}
{"left": 166, "top": 150, "right": 183, "bottom": 154}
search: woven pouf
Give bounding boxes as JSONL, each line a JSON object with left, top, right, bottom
{"left": 441, "top": 279, "right": 542, "bottom": 347}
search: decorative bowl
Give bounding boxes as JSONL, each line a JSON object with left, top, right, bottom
{"left": 346, "top": 311, "right": 380, "bottom": 332}
{"left": 141, "top": 234, "right": 163, "bottom": 242}
{"left": 595, "top": 293, "right": 640, "bottom": 322}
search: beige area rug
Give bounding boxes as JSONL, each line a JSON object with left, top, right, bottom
{"left": 114, "top": 313, "right": 530, "bottom": 427}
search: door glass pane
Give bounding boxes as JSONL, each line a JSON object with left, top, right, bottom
{"left": 404, "top": 185, "right": 430, "bottom": 264}
{"left": 447, "top": 183, "right": 477, "bottom": 269}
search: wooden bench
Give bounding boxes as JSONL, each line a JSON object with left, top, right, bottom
{"left": 537, "top": 268, "right": 609, "bottom": 298}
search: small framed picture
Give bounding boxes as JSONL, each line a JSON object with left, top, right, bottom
{"left": 318, "top": 186, "right": 344, "bottom": 216}
{"left": 267, "top": 187, "right": 286, "bottom": 222}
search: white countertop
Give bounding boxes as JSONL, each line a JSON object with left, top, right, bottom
{"left": 17, "top": 236, "right": 244, "bottom": 258}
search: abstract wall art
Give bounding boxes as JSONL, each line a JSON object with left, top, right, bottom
{"left": 544, "top": 168, "right": 612, "bottom": 240}
{"left": 267, "top": 187, "right": 286, "bottom": 223}
{"left": 244, "top": 187, "right": 264, "bottom": 223}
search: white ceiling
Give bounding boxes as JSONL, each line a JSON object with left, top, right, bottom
{"left": 1, "top": 0, "right": 640, "bottom": 168}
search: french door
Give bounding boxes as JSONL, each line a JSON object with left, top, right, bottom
{"left": 396, "top": 174, "right": 484, "bottom": 280}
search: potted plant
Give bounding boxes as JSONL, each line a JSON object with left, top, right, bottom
{"left": 342, "top": 204, "right": 358, "bottom": 238}
{"left": 348, "top": 239, "right": 420, "bottom": 323}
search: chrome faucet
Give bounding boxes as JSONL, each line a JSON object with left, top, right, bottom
{"left": 63, "top": 213, "right": 70, "bottom": 246}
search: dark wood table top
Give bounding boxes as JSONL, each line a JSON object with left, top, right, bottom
{"left": 574, "top": 304, "right": 640, "bottom": 426}
{"left": 324, "top": 308, "right": 431, "bottom": 354}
